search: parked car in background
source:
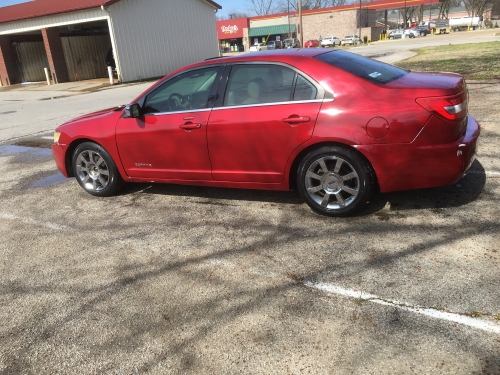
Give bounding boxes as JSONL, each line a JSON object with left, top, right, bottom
{"left": 321, "top": 36, "right": 341, "bottom": 47}
{"left": 414, "top": 24, "right": 431, "bottom": 36}
{"left": 404, "top": 28, "right": 417, "bottom": 38}
{"left": 267, "top": 40, "right": 281, "bottom": 50}
{"left": 52, "top": 49, "right": 479, "bottom": 217}
{"left": 304, "top": 39, "right": 320, "bottom": 48}
{"left": 341, "top": 35, "right": 362, "bottom": 45}
{"left": 389, "top": 29, "right": 405, "bottom": 39}
{"left": 284, "top": 38, "right": 299, "bottom": 48}
{"left": 250, "top": 43, "right": 267, "bottom": 52}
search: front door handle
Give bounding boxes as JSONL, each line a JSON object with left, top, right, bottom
{"left": 179, "top": 123, "right": 202, "bottom": 130}
{"left": 282, "top": 116, "right": 311, "bottom": 124}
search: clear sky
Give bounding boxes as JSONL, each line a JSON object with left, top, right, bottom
{"left": 0, "top": 0, "right": 31, "bottom": 7}
{"left": 215, "top": 0, "right": 250, "bottom": 19}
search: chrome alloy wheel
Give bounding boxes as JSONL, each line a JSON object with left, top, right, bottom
{"left": 304, "top": 156, "right": 360, "bottom": 210}
{"left": 75, "top": 149, "right": 110, "bottom": 192}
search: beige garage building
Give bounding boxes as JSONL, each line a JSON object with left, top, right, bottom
{"left": 0, "top": 0, "right": 221, "bottom": 85}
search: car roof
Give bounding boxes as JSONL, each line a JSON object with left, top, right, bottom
{"left": 198, "top": 48, "right": 328, "bottom": 66}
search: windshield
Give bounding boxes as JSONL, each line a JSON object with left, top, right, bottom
{"left": 315, "top": 50, "right": 408, "bottom": 85}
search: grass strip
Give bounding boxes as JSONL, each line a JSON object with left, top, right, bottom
{"left": 395, "top": 41, "right": 500, "bottom": 80}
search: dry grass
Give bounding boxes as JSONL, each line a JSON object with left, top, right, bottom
{"left": 395, "top": 41, "right": 500, "bottom": 80}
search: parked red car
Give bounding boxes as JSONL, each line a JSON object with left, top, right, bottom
{"left": 304, "top": 39, "right": 320, "bottom": 48}
{"left": 52, "top": 49, "right": 479, "bottom": 217}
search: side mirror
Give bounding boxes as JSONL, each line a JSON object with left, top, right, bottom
{"left": 124, "top": 103, "right": 142, "bottom": 118}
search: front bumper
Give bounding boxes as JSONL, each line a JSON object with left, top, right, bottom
{"left": 51, "top": 142, "right": 70, "bottom": 178}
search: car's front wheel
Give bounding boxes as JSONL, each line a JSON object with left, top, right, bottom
{"left": 420, "top": 32, "right": 426, "bottom": 36}
{"left": 72, "top": 142, "right": 124, "bottom": 197}
{"left": 297, "top": 146, "right": 375, "bottom": 217}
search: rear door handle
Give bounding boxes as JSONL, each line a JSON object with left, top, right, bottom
{"left": 179, "top": 123, "right": 202, "bottom": 130}
{"left": 282, "top": 116, "right": 311, "bottom": 124}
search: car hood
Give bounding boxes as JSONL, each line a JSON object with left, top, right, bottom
{"left": 61, "top": 106, "right": 125, "bottom": 126}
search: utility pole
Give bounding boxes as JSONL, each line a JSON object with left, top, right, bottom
{"left": 299, "top": 0, "right": 303, "bottom": 47}
{"left": 359, "top": 0, "right": 362, "bottom": 39}
{"left": 287, "top": 0, "right": 291, "bottom": 39}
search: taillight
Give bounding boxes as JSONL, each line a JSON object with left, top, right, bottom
{"left": 416, "top": 91, "right": 468, "bottom": 121}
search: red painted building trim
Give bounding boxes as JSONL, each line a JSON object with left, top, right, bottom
{"left": 250, "top": 0, "right": 442, "bottom": 21}
{"left": 0, "top": 0, "right": 221, "bottom": 24}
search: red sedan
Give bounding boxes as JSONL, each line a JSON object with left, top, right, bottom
{"left": 304, "top": 39, "right": 320, "bottom": 48}
{"left": 52, "top": 49, "right": 479, "bottom": 217}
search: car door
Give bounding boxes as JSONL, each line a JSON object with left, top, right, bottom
{"left": 116, "top": 66, "right": 222, "bottom": 181}
{"left": 207, "top": 63, "right": 323, "bottom": 183}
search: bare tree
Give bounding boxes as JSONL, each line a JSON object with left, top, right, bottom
{"left": 216, "top": 11, "right": 250, "bottom": 21}
{"left": 275, "top": 0, "right": 349, "bottom": 12}
{"left": 245, "top": 0, "right": 277, "bottom": 15}
{"left": 438, "top": 0, "right": 452, "bottom": 18}
{"left": 463, "top": 0, "right": 494, "bottom": 18}
{"left": 492, "top": 0, "right": 500, "bottom": 17}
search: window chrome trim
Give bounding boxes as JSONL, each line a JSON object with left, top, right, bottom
{"left": 144, "top": 108, "right": 212, "bottom": 116}
{"left": 221, "top": 61, "right": 326, "bottom": 103}
{"left": 212, "top": 99, "right": 324, "bottom": 111}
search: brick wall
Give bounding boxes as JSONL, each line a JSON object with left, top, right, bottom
{"left": 0, "top": 36, "right": 20, "bottom": 86}
{"left": 299, "top": 9, "right": 376, "bottom": 43}
{"left": 41, "top": 28, "right": 69, "bottom": 84}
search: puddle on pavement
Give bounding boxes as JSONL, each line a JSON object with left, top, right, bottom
{"left": 39, "top": 95, "right": 73, "bottom": 101}
{"left": 14, "top": 139, "right": 52, "bottom": 148}
{"left": 30, "top": 173, "right": 71, "bottom": 187}
{"left": 0, "top": 144, "right": 52, "bottom": 158}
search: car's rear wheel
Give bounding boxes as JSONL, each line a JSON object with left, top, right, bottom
{"left": 420, "top": 32, "right": 425, "bottom": 36}
{"left": 72, "top": 142, "right": 124, "bottom": 197}
{"left": 297, "top": 146, "right": 375, "bottom": 217}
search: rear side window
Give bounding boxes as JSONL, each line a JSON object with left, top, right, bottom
{"left": 315, "top": 50, "right": 408, "bottom": 85}
{"left": 223, "top": 64, "right": 295, "bottom": 106}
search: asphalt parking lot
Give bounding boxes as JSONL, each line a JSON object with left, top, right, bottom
{"left": 1, "top": 33, "right": 499, "bottom": 374}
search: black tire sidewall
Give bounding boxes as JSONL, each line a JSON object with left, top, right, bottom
{"left": 72, "top": 142, "right": 123, "bottom": 197}
{"left": 297, "top": 147, "right": 374, "bottom": 217}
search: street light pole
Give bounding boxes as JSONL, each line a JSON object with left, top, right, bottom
{"left": 298, "top": 0, "right": 303, "bottom": 47}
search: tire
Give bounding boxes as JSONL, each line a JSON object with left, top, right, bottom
{"left": 389, "top": 36, "right": 394, "bottom": 40}
{"left": 297, "top": 146, "right": 375, "bottom": 217}
{"left": 72, "top": 142, "right": 124, "bottom": 197}
{"left": 420, "top": 32, "right": 425, "bottom": 36}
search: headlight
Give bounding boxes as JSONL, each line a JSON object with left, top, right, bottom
{"left": 53, "top": 131, "right": 61, "bottom": 143}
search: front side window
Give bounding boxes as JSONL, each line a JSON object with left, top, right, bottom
{"left": 143, "top": 67, "right": 219, "bottom": 114}
{"left": 223, "top": 64, "right": 295, "bottom": 106}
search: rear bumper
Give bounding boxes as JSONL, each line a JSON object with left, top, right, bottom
{"left": 358, "top": 115, "right": 480, "bottom": 193}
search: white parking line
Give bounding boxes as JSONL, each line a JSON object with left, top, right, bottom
{"left": 0, "top": 213, "right": 68, "bottom": 230}
{"left": 468, "top": 170, "right": 500, "bottom": 177}
{"left": 304, "top": 281, "right": 500, "bottom": 334}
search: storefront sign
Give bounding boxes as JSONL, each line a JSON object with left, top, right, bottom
{"left": 216, "top": 18, "right": 249, "bottom": 40}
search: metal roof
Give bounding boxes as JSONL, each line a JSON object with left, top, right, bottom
{"left": 0, "top": 0, "right": 221, "bottom": 24}
{"left": 248, "top": 24, "right": 297, "bottom": 37}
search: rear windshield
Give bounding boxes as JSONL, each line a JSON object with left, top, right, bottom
{"left": 315, "top": 50, "right": 408, "bottom": 85}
